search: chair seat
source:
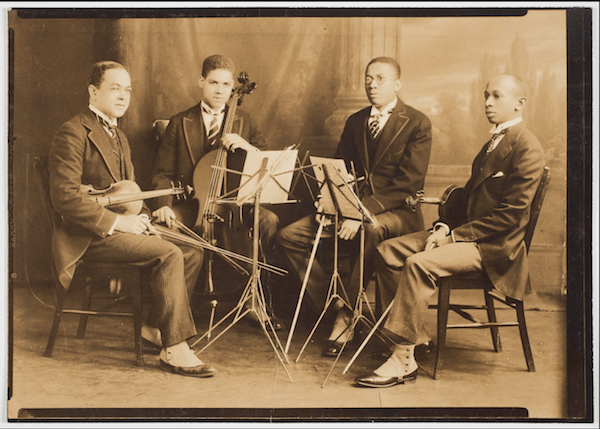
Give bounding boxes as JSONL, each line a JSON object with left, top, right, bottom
{"left": 34, "top": 155, "right": 147, "bottom": 367}
{"left": 438, "top": 272, "right": 493, "bottom": 290}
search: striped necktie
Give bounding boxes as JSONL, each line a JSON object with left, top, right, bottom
{"left": 202, "top": 105, "right": 222, "bottom": 145}
{"left": 94, "top": 114, "right": 125, "bottom": 179}
{"left": 369, "top": 114, "right": 382, "bottom": 139}
{"left": 484, "top": 128, "right": 509, "bottom": 156}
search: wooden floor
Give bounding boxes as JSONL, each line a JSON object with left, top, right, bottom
{"left": 7, "top": 283, "right": 568, "bottom": 422}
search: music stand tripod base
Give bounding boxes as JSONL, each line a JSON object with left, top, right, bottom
{"left": 190, "top": 191, "right": 293, "bottom": 383}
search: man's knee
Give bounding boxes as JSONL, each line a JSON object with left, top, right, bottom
{"left": 276, "top": 224, "right": 292, "bottom": 247}
{"left": 260, "top": 210, "right": 279, "bottom": 243}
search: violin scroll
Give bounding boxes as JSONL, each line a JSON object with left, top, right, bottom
{"left": 406, "top": 190, "right": 425, "bottom": 212}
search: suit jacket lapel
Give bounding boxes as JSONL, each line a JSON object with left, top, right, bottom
{"left": 82, "top": 111, "right": 121, "bottom": 182}
{"left": 183, "top": 104, "right": 205, "bottom": 165}
{"left": 351, "top": 109, "right": 371, "bottom": 175}
{"left": 371, "top": 99, "right": 409, "bottom": 171}
{"left": 469, "top": 123, "right": 524, "bottom": 192}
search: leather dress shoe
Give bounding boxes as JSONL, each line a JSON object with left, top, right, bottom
{"left": 354, "top": 369, "right": 418, "bottom": 388}
{"left": 245, "top": 311, "right": 284, "bottom": 331}
{"left": 159, "top": 359, "right": 217, "bottom": 378}
{"left": 323, "top": 340, "right": 345, "bottom": 358}
{"left": 371, "top": 341, "right": 434, "bottom": 361}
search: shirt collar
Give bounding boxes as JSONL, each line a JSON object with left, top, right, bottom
{"left": 489, "top": 117, "right": 522, "bottom": 134}
{"left": 89, "top": 104, "right": 118, "bottom": 128}
{"left": 370, "top": 98, "right": 397, "bottom": 117}
{"left": 201, "top": 101, "right": 226, "bottom": 115}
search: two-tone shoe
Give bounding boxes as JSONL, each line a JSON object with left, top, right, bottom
{"left": 354, "top": 369, "right": 418, "bottom": 388}
{"left": 159, "top": 359, "right": 217, "bottom": 378}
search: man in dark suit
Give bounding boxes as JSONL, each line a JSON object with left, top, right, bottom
{"left": 355, "top": 74, "right": 545, "bottom": 388}
{"left": 150, "top": 54, "right": 281, "bottom": 328}
{"left": 278, "top": 57, "right": 432, "bottom": 356}
{"left": 49, "top": 61, "right": 216, "bottom": 378}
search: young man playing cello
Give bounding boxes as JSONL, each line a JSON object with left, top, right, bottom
{"left": 49, "top": 61, "right": 216, "bottom": 378}
{"left": 150, "top": 54, "right": 282, "bottom": 329}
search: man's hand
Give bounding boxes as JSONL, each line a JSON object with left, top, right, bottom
{"left": 115, "top": 214, "right": 158, "bottom": 235}
{"left": 314, "top": 197, "right": 332, "bottom": 226}
{"left": 338, "top": 219, "right": 361, "bottom": 241}
{"left": 152, "top": 205, "right": 177, "bottom": 228}
{"left": 222, "top": 133, "right": 259, "bottom": 153}
{"left": 424, "top": 228, "right": 452, "bottom": 251}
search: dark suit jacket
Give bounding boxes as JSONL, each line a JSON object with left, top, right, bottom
{"left": 151, "top": 103, "right": 267, "bottom": 210}
{"left": 449, "top": 121, "right": 544, "bottom": 300}
{"left": 334, "top": 98, "right": 432, "bottom": 235}
{"left": 49, "top": 108, "right": 149, "bottom": 289}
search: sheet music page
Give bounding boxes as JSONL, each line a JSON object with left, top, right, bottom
{"left": 237, "top": 149, "right": 298, "bottom": 204}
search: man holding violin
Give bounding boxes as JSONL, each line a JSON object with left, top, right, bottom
{"left": 49, "top": 61, "right": 216, "bottom": 378}
{"left": 150, "top": 54, "right": 281, "bottom": 329}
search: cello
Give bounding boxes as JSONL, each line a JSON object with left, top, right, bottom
{"left": 188, "top": 71, "right": 258, "bottom": 298}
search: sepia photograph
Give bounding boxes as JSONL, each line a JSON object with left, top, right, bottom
{"left": 3, "top": 4, "right": 595, "bottom": 424}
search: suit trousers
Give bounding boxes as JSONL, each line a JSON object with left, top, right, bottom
{"left": 277, "top": 211, "right": 404, "bottom": 312}
{"left": 375, "top": 230, "right": 483, "bottom": 344}
{"left": 83, "top": 232, "right": 203, "bottom": 348}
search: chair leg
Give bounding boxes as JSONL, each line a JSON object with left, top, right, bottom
{"left": 515, "top": 300, "right": 536, "bottom": 372}
{"left": 484, "top": 289, "right": 502, "bottom": 352}
{"left": 76, "top": 277, "right": 93, "bottom": 339}
{"left": 44, "top": 283, "right": 67, "bottom": 357}
{"left": 130, "top": 273, "right": 144, "bottom": 367}
{"left": 434, "top": 284, "right": 451, "bottom": 380}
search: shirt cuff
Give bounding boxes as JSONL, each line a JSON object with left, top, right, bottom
{"left": 451, "top": 230, "right": 456, "bottom": 243}
{"left": 433, "top": 222, "right": 450, "bottom": 236}
{"left": 107, "top": 215, "right": 119, "bottom": 236}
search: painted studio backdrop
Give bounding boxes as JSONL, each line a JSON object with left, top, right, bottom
{"left": 10, "top": 11, "right": 567, "bottom": 309}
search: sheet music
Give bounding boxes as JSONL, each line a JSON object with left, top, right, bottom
{"left": 309, "top": 156, "right": 347, "bottom": 216}
{"left": 237, "top": 149, "right": 298, "bottom": 204}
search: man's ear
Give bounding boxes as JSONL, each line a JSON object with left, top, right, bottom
{"left": 88, "top": 84, "right": 97, "bottom": 100}
{"left": 198, "top": 76, "right": 205, "bottom": 90}
{"left": 395, "top": 79, "right": 402, "bottom": 93}
{"left": 515, "top": 96, "right": 527, "bottom": 112}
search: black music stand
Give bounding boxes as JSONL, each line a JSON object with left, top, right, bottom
{"left": 190, "top": 147, "right": 298, "bottom": 382}
{"left": 318, "top": 163, "right": 380, "bottom": 387}
{"left": 284, "top": 158, "right": 354, "bottom": 355}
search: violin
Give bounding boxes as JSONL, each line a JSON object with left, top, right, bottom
{"left": 83, "top": 179, "right": 284, "bottom": 277}
{"left": 81, "top": 180, "right": 191, "bottom": 215}
{"left": 405, "top": 185, "right": 468, "bottom": 228}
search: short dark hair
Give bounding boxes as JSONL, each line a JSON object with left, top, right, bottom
{"left": 202, "top": 54, "right": 235, "bottom": 78}
{"left": 89, "top": 61, "right": 127, "bottom": 88}
{"left": 366, "top": 57, "right": 401, "bottom": 79}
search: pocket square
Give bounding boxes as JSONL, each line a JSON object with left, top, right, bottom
{"left": 492, "top": 171, "right": 505, "bottom": 178}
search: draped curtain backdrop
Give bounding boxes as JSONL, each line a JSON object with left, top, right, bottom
{"left": 113, "top": 15, "right": 567, "bottom": 310}
{"left": 117, "top": 17, "right": 344, "bottom": 190}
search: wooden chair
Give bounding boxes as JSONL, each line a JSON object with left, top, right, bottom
{"left": 430, "top": 166, "right": 551, "bottom": 379}
{"left": 152, "top": 119, "right": 170, "bottom": 142}
{"left": 33, "top": 156, "right": 147, "bottom": 367}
